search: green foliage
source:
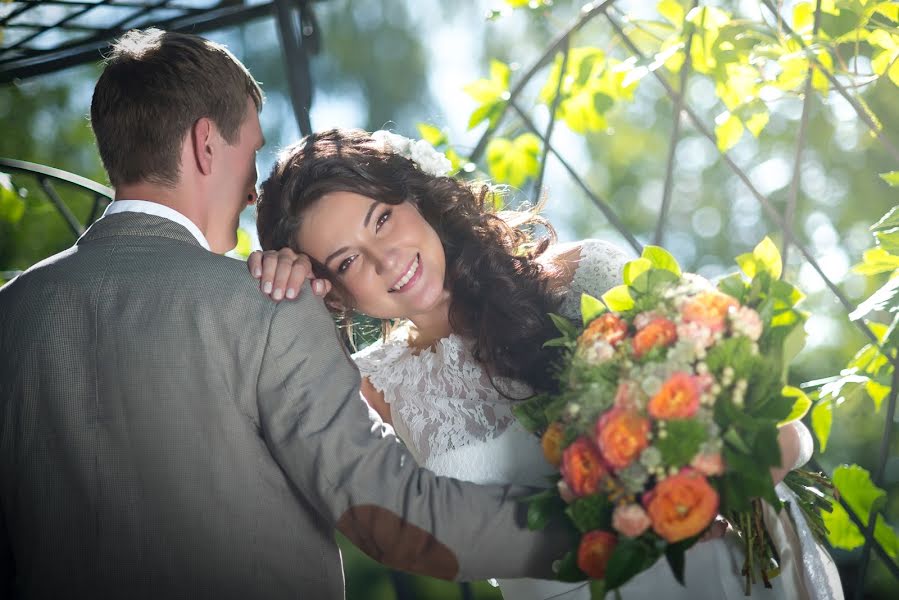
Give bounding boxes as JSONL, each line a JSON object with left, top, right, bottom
{"left": 824, "top": 465, "right": 899, "bottom": 558}
{"left": 581, "top": 293, "right": 607, "bottom": 326}
{"left": 525, "top": 487, "right": 568, "bottom": 530}
{"left": 565, "top": 494, "right": 613, "bottom": 533}
{"left": 655, "top": 419, "right": 706, "bottom": 467}
{"left": 486, "top": 133, "right": 541, "bottom": 188}
{"left": 605, "top": 537, "right": 660, "bottom": 590}
{"left": 464, "top": 59, "right": 510, "bottom": 130}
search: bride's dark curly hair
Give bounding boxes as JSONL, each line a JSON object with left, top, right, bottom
{"left": 256, "top": 128, "right": 566, "bottom": 393}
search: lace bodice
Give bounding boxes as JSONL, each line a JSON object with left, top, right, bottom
{"left": 352, "top": 239, "right": 631, "bottom": 477}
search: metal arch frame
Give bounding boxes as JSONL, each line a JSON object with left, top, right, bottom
{"left": 0, "top": 1, "right": 321, "bottom": 137}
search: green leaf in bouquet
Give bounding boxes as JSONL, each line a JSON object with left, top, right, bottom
{"left": 581, "top": 293, "right": 607, "bottom": 327}
{"left": 735, "top": 252, "right": 759, "bottom": 279}
{"left": 641, "top": 245, "right": 682, "bottom": 278}
{"left": 717, "top": 272, "right": 749, "bottom": 304}
{"left": 555, "top": 549, "right": 586, "bottom": 582}
{"left": 849, "top": 275, "right": 899, "bottom": 321}
{"left": 722, "top": 427, "right": 751, "bottom": 454}
{"left": 602, "top": 285, "right": 635, "bottom": 312}
{"left": 664, "top": 536, "right": 699, "bottom": 586}
{"left": 655, "top": 419, "right": 707, "bottom": 468}
{"left": 811, "top": 399, "right": 833, "bottom": 452}
{"left": 566, "top": 494, "right": 614, "bottom": 533}
{"left": 512, "top": 394, "right": 552, "bottom": 433}
{"left": 525, "top": 488, "right": 568, "bottom": 531}
{"left": 550, "top": 312, "right": 580, "bottom": 340}
{"left": 721, "top": 445, "right": 780, "bottom": 511}
{"left": 705, "top": 336, "right": 754, "bottom": 378}
{"left": 544, "top": 395, "right": 572, "bottom": 424}
{"left": 604, "top": 538, "right": 658, "bottom": 590}
{"left": 631, "top": 268, "right": 680, "bottom": 296}
{"left": 769, "top": 279, "right": 805, "bottom": 307}
{"left": 870, "top": 205, "right": 899, "bottom": 232}
{"left": 623, "top": 258, "right": 652, "bottom": 287}
{"left": 752, "top": 237, "right": 783, "bottom": 280}
{"left": 778, "top": 386, "right": 812, "bottom": 425}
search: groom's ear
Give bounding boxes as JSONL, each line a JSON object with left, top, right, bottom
{"left": 191, "top": 117, "right": 215, "bottom": 176}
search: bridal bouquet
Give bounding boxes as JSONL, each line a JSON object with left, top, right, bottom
{"left": 513, "top": 238, "right": 833, "bottom": 597}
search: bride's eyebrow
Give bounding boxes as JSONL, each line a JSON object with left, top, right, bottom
{"left": 324, "top": 200, "right": 382, "bottom": 267}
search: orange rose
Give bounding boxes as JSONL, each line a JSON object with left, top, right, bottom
{"left": 541, "top": 422, "right": 565, "bottom": 467}
{"left": 579, "top": 313, "right": 629, "bottom": 348}
{"left": 631, "top": 317, "right": 677, "bottom": 359}
{"left": 648, "top": 372, "right": 700, "bottom": 420}
{"left": 596, "top": 408, "right": 650, "bottom": 470}
{"left": 644, "top": 469, "right": 719, "bottom": 543}
{"left": 577, "top": 530, "right": 618, "bottom": 579}
{"left": 561, "top": 437, "right": 608, "bottom": 497}
{"left": 680, "top": 291, "right": 739, "bottom": 333}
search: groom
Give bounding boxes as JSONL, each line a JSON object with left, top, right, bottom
{"left": 0, "top": 29, "right": 571, "bottom": 598}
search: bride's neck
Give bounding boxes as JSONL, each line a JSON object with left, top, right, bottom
{"left": 407, "top": 296, "right": 453, "bottom": 350}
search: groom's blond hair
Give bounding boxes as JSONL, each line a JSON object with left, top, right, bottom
{"left": 90, "top": 28, "right": 263, "bottom": 188}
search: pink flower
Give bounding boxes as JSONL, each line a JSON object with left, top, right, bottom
{"left": 690, "top": 452, "right": 725, "bottom": 477}
{"left": 694, "top": 373, "right": 715, "bottom": 394}
{"left": 676, "top": 320, "right": 716, "bottom": 351}
{"left": 614, "top": 380, "right": 641, "bottom": 410}
{"left": 612, "top": 503, "right": 652, "bottom": 538}
{"left": 731, "top": 306, "right": 763, "bottom": 341}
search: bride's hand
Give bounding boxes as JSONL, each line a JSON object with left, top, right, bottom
{"left": 248, "top": 248, "right": 332, "bottom": 302}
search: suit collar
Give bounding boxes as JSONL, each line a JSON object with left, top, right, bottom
{"left": 77, "top": 211, "right": 206, "bottom": 250}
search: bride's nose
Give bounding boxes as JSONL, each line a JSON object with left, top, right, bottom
{"left": 372, "top": 245, "right": 399, "bottom": 276}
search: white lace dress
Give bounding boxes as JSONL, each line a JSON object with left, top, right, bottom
{"left": 352, "top": 239, "right": 842, "bottom": 600}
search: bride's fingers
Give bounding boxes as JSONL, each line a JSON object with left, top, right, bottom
{"left": 258, "top": 250, "right": 281, "bottom": 297}
{"left": 270, "top": 248, "right": 303, "bottom": 301}
{"left": 700, "top": 518, "right": 728, "bottom": 542}
{"left": 247, "top": 250, "right": 263, "bottom": 278}
{"left": 285, "top": 254, "right": 314, "bottom": 299}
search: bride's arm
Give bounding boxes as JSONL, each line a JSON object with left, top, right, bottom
{"left": 361, "top": 377, "right": 392, "bottom": 426}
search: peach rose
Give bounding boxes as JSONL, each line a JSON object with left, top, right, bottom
{"left": 632, "top": 317, "right": 677, "bottom": 359}
{"left": 680, "top": 291, "right": 739, "bottom": 333}
{"left": 648, "top": 372, "right": 700, "bottom": 420}
{"left": 541, "top": 422, "right": 565, "bottom": 467}
{"left": 596, "top": 408, "right": 651, "bottom": 470}
{"left": 612, "top": 503, "right": 652, "bottom": 538}
{"left": 561, "top": 437, "right": 608, "bottom": 497}
{"left": 690, "top": 452, "right": 725, "bottom": 477}
{"left": 579, "top": 313, "right": 629, "bottom": 348}
{"left": 577, "top": 530, "right": 618, "bottom": 579}
{"left": 644, "top": 469, "right": 719, "bottom": 543}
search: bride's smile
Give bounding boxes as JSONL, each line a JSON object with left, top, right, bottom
{"left": 297, "top": 190, "right": 450, "bottom": 324}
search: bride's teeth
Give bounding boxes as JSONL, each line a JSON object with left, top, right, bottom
{"left": 391, "top": 256, "right": 419, "bottom": 291}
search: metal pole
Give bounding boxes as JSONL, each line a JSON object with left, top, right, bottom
{"left": 273, "top": 0, "right": 317, "bottom": 137}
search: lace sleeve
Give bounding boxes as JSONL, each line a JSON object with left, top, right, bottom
{"left": 558, "top": 239, "right": 633, "bottom": 321}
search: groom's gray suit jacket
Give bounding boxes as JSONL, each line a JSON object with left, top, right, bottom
{"left": 0, "top": 212, "right": 570, "bottom": 599}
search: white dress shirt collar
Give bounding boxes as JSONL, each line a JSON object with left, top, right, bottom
{"left": 102, "top": 199, "right": 211, "bottom": 251}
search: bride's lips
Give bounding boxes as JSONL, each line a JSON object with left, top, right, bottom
{"left": 389, "top": 254, "right": 422, "bottom": 293}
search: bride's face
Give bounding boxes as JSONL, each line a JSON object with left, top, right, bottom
{"left": 297, "top": 190, "right": 449, "bottom": 320}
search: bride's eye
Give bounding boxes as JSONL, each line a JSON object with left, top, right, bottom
{"left": 337, "top": 255, "right": 356, "bottom": 274}
{"left": 375, "top": 209, "right": 392, "bottom": 232}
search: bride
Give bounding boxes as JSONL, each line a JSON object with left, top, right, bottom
{"left": 251, "top": 128, "right": 842, "bottom": 600}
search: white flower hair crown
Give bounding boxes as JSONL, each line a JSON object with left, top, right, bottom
{"left": 370, "top": 129, "right": 453, "bottom": 178}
